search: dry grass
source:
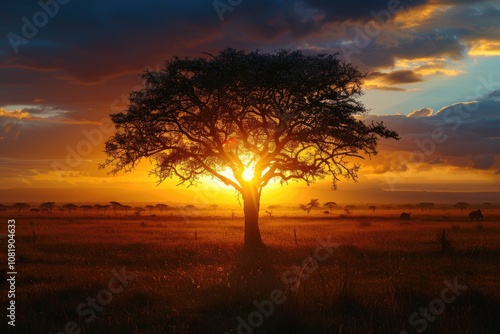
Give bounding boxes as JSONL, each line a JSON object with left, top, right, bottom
{"left": 0, "top": 208, "right": 499, "bottom": 333}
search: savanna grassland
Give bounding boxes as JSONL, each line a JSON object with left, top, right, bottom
{"left": 1, "top": 207, "right": 499, "bottom": 334}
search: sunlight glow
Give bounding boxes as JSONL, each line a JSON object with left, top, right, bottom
{"left": 242, "top": 167, "right": 255, "bottom": 181}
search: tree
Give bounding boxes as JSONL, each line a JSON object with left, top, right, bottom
{"left": 101, "top": 49, "right": 399, "bottom": 248}
{"left": 80, "top": 205, "right": 93, "bottom": 213}
{"left": 123, "top": 205, "right": 131, "bottom": 214}
{"left": 300, "top": 199, "right": 320, "bottom": 214}
{"left": 267, "top": 204, "right": 282, "bottom": 212}
{"left": 94, "top": 204, "right": 101, "bottom": 212}
{"left": 40, "top": 202, "right": 56, "bottom": 214}
{"left": 155, "top": 203, "right": 169, "bottom": 213}
{"left": 134, "top": 207, "right": 145, "bottom": 216}
{"left": 344, "top": 204, "right": 356, "bottom": 214}
{"left": 417, "top": 202, "right": 435, "bottom": 211}
{"left": 482, "top": 202, "right": 494, "bottom": 209}
{"left": 62, "top": 203, "right": 79, "bottom": 213}
{"left": 145, "top": 205, "right": 155, "bottom": 213}
{"left": 110, "top": 201, "right": 125, "bottom": 214}
{"left": 323, "top": 201, "right": 337, "bottom": 211}
{"left": 454, "top": 202, "right": 469, "bottom": 212}
{"left": 12, "top": 202, "right": 30, "bottom": 213}
{"left": 368, "top": 205, "right": 376, "bottom": 212}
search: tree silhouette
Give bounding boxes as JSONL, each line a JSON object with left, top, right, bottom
{"left": 12, "top": 202, "right": 30, "bottom": 213}
{"left": 110, "top": 201, "right": 125, "bottom": 214}
{"left": 62, "top": 203, "right": 78, "bottom": 213}
{"left": 454, "top": 202, "right": 469, "bottom": 212}
{"left": 80, "top": 205, "right": 93, "bottom": 213}
{"left": 482, "top": 202, "right": 493, "bottom": 209}
{"left": 101, "top": 48, "right": 399, "bottom": 248}
{"left": 300, "top": 199, "right": 320, "bottom": 214}
{"left": 145, "top": 205, "right": 155, "bottom": 213}
{"left": 369, "top": 205, "right": 376, "bottom": 212}
{"left": 123, "top": 205, "right": 131, "bottom": 214}
{"left": 344, "top": 204, "right": 356, "bottom": 214}
{"left": 417, "top": 202, "right": 435, "bottom": 211}
{"left": 323, "top": 201, "right": 337, "bottom": 211}
{"left": 155, "top": 203, "right": 169, "bottom": 213}
{"left": 40, "top": 202, "right": 56, "bottom": 214}
{"left": 134, "top": 207, "right": 145, "bottom": 216}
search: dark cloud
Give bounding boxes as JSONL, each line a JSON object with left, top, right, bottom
{"left": 368, "top": 70, "right": 423, "bottom": 84}
{"left": 472, "top": 155, "right": 495, "bottom": 170}
{"left": 365, "top": 100, "right": 500, "bottom": 171}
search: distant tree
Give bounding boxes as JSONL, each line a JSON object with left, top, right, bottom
{"left": 0, "top": 204, "right": 10, "bottom": 212}
{"left": 100, "top": 48, "right": 400, "bottom": 248}
{"left": 12, "top": 202, "right": 30, "bottom": 213}
{"left": 123, "top": 205, "right": 131, "bottom": 214}
{"left": 185, "top": 205, "right": 196, "bottom": 211}
{"left": 40, "top": 202, "right": 56, "bottom": 214}
{"left": 454, "top": 202, "right": 469, "bottom": 212}
{"left": 110, "top": 201, "right": 125, "bottom": 214}
{"left": 344, "top": 204, "right": 356, "bottom": 214}
{"left": 323, "top": 201, "right": 337, "bottom": 211}
{"left": 134, "top": 207, "right": 145, "bottom": 216}
{"left": 80, "top": 205, "right": 93, "bottom": 213}
{"left": 300, "top": 199, "right": 320, "bottom": 214}
{"left": 145, "top": 205, "right": 155, "bottom": 213}
{"left": 267, "top": 205, "right": 282, "bottom": 212}
{"left": 369, "top": 205, "right": 376, "bottom": 212}
{"left": 95, "top": 204, "right": 110, "bottom": 213}
{"left": 417, "top": 202, "right": 434, "bottom": 211}
{"left": 483, "top": 202, "right": 494, "bottom": 209}
{"left": 62, "top": 203, "right": 79, "bottom": 213}
{"left": 155, "top": 203, "right": 169, "bottom": 213}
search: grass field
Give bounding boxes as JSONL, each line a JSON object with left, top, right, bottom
{"left": 1, "top": 208, "right": 499, "bottom": 333}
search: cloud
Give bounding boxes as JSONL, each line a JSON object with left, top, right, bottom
{"left": 472, "top": 155, "right": 495, "bottom": 170}
{"left": 0, "top": 109, "right": 32, "bottom": 120}
{"left": 368, "top": 70, "right": 423, "bottom": 84}
{"left": 364, "top": 100, "right": 500, "bottom": 172}
{"left": 407, "top": 107, "right": 433, "bottom": 118}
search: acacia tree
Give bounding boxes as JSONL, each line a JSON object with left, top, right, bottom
{"left": 454, "top": 202, "right": 469, "bottom": 212}
{"left": 101, "top": 49, "right": 399, "bottom": 248}
{"left": 300, "top": 199, "right": 320, "bottom": 214}
{"left": 324, "top": 201, "right": 337, "bottom": 211}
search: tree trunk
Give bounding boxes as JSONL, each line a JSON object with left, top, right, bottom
{"left": 243, "top": 183, "right": 263, "bottom": 248}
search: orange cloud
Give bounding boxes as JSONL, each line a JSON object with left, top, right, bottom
{"left": 468, "top": 40, "right": 500, "bottom": 57}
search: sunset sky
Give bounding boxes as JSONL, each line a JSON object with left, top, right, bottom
{"left": 0, "top": 0, "right": 499, "bottom": 204}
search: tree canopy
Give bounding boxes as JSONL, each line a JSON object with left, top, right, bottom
{"left": 101, "top": 48, "right": 399, "bottom": 247}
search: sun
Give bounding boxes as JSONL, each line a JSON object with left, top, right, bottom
{"left": 242, "top": 167, "right": 255, "bottom": 181}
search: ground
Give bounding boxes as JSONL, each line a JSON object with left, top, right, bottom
{"left": 0, "top": 208, "right": 499, "bottom": 333}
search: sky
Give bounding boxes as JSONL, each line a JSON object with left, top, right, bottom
{"left": 0, "top": 0, "right": 499, "bottom": 204}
